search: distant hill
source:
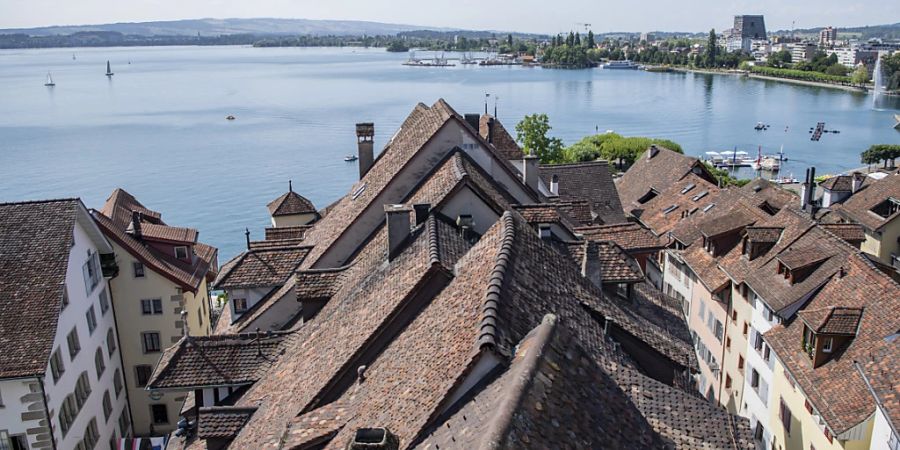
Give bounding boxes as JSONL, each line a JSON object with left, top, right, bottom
{"left": 771, "top": 22, "right": 900, "bottom": 40}
{"left": 1, "top": 17, "right": 459, "bottom": 37}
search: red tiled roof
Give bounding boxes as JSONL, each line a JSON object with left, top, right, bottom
{"left": 858, "top": 338, "right": 900, "bottom": 433}
{"left": 797, "top": 306, "right": 863, "bottom": 335}
{"left": 540, "top": 161, "right": 627, "bottom": 224}
{"left": 478, "top": 113, "right": 524, "bottom": 160}
{"left": 835, "top": 173, "right": 900, "bottom": 231}
{"left": 576, "top": 222, "right": 662, "bottom": 251}
{"left": 139, "top": 223, "right": 198, "bottom": 244}
{"left": 820, "top": 223, "right": 867, "bottom": 243}
{"left": 99, "top": 188, "right": 162, "bottom": 228}
{"left": 820, "top": 175, "right": 852, "bottom": 192}
{"left": 267, "top": 190, "right": 317, "bottom": 217}
{"left": 213, "top": 245, "right": 311, "bottom": 289}
{"left": 513, "top": 203, "right": 579, "bottom": 231}
{"left": 197, "top": 407, "right": 257, "bottom": 439}
{"left": 617, "top": 146, "right": 715, "bottom": 209}
{"left": 264, "top": 225, "right": 311, "bottom": 241}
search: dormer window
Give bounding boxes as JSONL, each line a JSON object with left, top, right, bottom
{"left": 822, "top": 336, "right": 833, "bottom": 353}
{"left": 174, "top": 246, "right": 189, "bottom": 260}
{"left": 870, "top": 197, "right": 900, "bottom": 219}
{"left": 692, "top": 191, "right": 708, "bottom": 202}
{"left": 637, "top": 190, "right": 658, "bottom": 204}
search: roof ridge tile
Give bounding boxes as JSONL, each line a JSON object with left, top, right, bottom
{"left": 477, "top": 212, "right": 516, "bottom": 353}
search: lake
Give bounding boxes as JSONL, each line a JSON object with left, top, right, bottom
{"left": 1, "top": 45, "right": 898, "bottom": 260}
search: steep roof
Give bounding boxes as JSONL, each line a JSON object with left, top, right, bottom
{"left": 540, "top": 161, "right": 627, "bottom": 224}
{"left": 99, "top": 188, "right": 162, "bottom": 229}
{"left": 797, "top": 306, "right": 863, "bottom": 335}
{"left": 835, "top": 172, "right": 900, "bottom": 231}
{"left": 267, "top": 189, "right": 317, "bottom": 217}
{"left": 213, "top": 245, "right": 311, "bottom": 290}
{"left": 0, "top": 199, "right": 79, "bottom": 378}
{"left": 858, "top": 338, "right": 900, "bottom": 433}
{"left": 765, "top": 253, "right": 900, "bottom": 435}
{"left": 634, "top": 173, "right": 723, "bottom": 244}
{"left": 147, "top": 332, "right": 292, "bottom": 389}
{"left": 575, "top": 222, "right": 662, "bottom": 251}
{"left": 197, "top": 407, "right": 257, "bottom": 439}
{"left": 139, "top": 223, "right": 198, "bottom": 244}
{"left": 820, "top": 175, "right": 852, "bottom": 192}
{"left": 820, "top": 223, "right": 867, "bottom": 244}
{"left": 478, "top": 113, "right": 525, "bottom": 160}
{"left": 565, "top": 240, "right": 645, "bottom": 283}
{"left": 617, "top": 146, "right": 714, "bottom": 209}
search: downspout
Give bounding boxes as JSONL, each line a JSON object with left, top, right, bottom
{"left": 106, "top": 280, "right": 137, "bottom": 437}
{"left": 36, "top": 377, "right": 58, "bottom": 450}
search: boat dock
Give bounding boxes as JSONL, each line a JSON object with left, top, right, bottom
{"left": 810, "top": 122, "right": 825, "bottom": 141}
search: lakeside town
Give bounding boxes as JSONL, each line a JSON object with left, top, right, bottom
{"left": 1, "top": 97, "right": 898, "bottom": 450}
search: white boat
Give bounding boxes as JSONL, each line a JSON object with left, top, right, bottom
{"left": 602, "top": 60, "right": 639, "bottom": 69}
{"left": 105, "top": 61, "right": 114, "bottom": 77}
{"left": 717, "top": 150, "right": 754, "bottom": 167}
{"left": 704, "top": 151, "right": 724, "bottom": 164}
{"left": 751, "top": 157, "right": 781, "bottom": 171}
{"left": 44, "top": 72, "right": 55, "bottom": 87}
{"left": 344, "top": 155, "right": 358, "bottom": 162}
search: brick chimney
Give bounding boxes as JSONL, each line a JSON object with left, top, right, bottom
{"left": 582, "top": 242, "right": 603, "bottom": 288}
{"left": 356, "top": 123, "right": 375, "bottom": 179}
{"left": 384, "top": 204, "right": 411, "bottom": 260}
{"left": 851, "top": 172, "right": 865, "bottom": 193}
{"left": 464, "top": 113, "right": 480, "bottom": 131}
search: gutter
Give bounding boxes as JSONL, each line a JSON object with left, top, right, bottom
{"left": 37, "top": 377, "right": 58, "bottom": 450}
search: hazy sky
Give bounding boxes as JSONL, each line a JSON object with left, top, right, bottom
{"left": 1, "top": 0, "right": 897, "bottom": 32}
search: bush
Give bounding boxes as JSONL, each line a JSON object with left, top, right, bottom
{"left": 750, "top": 65, "right": 852, "bottom": 84}
{"left": 564, "top": 133, "right": 683, "bottom": 166}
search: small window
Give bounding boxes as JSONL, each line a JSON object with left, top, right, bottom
{"left": 50, "top": 349, "right": 66, "bottom": 383}
{"left": 725, "top": 374, "right": 732, "bottom": 389}
{"left": 98, "top": 288, "right": 110, "bottom": 315}
{"left": 731, "top": 310, "right": 738, "bottom": 323}
{"left": 233, "top": 298, "right": 248, "bottom": 313}
{"left": 62, "top": 290, "right": 69, "bottom": 309}
{"left": 726, "top": 336, "right": 732, "bottom": 350}
{"left": 118, "top": 410, "right": 131, "bottom": 436}
{"left": 743, "top": 322, "right": 749, "bottom": 336}
{"left": 141, "top": 299, "right": 163, "bottom": 315}
{"left": 754, "top": 422, "right": 765, "bottom": 441}
{"left": 106, "top": 329, "right": 117, "bottom": 356}
{"left": 86, "top": 306, "right": 98, "bottom": 335}
{"left": 351, "top": 183, "right": 367, "bottom": 200}
{"left": 133, "top": 262, "right": 145, "bottom": 278}
{"left": 74, "top": 372, "right": 91, "bottom": 408}
{"left": 662, "top": 204, "right": 679, "bottom": 215}
{"left": 751, "top": 368, "right": 760, "bottom": 388}
{"left": 822, "top": 336, "right": 834, "bottom": 353}
{"left": 113, "top": 369, "right": 123, "bottom": 397}
{"left": 94, "top": 348, "right": 106, "bottom": 378}
{"left": 135, "top": 365, "right": 153, "bottom": 388}
{"left": 67, "top": 328, "right": 81, "bottom": 360}
{"left": 174, "top": 246, "right": 189, "bottom": 260}
{"left": 779, "top": 398, "right": 792, "bottom": 434}
{"left": 142, "top": 332, "right": 161, "bottom": 353}
{"left": 738, "top": 355, "right": 745, "bottom": 370}
{"left": 102, "top": 390, "right": 113, "bottom": 422}
{"left": 680, "top": 183, "right": 696, "bottom": 194}
{"left": 150, "top": 404, "right": 169, "bottom": 425}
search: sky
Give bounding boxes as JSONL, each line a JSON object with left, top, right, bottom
{"left": 0, "top": 0, "right": 897, "bottom": 33}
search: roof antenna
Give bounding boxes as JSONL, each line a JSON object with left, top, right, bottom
{"left": 288, "top": 180, "right": 293, "bottom": 193}
{"left": 245, "top": 228, "right": 251, "bottom": 250}
{"left": 484, "top": 93, "right": 490, "bottom": 115}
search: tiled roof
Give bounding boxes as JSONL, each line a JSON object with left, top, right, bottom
{"left": 282, "top": 399, "right": 353, "bottom": 449}
{"left": 540, "top": 161, "right": 627, "bottom": 224}
{"left": 765, "top": 253, "right": 900, "bottom": 434}
{"left": 267, "top": 190, "right": 317, "bottom": 217}
{"left": 416, "top": 315, "right": 669, "bottom": 449}
{"left": 744, "top": 226, "right": 783, "bottom": 243}
{"left": 139, "top": 223, "right": 198, "bottom": 243}
{"left": 681, "top": 245, "right": 731, "bottom": 293}
{"left": 835, "top": 172, "right": 900, "bottom": 231}
{"left": 197, "top": 407, "right": 257, "bottom": 439}
{"left": 264, "top": 225, "right": 311, "bottom": 241}
{"left": 551, "top": 199, "right": 595, "bottom": 225}
{"left": 820, "top": 175, "right": 852, "bottom": 192}
{"left": 478, "top": 113, "right": 524, "bottom": 160}
{"left": 213, "top": 245, "right": 311, "bottom": 289}
{"left": 295, "top": 267, "right": 350, "bottom": 300}
{"left": 858, "top": 338, "right": 900, "bottom": 432}
{"left": 741, "top": 178, "right": 798, "bottom": 212}
{"left": 633, "top": 173, "right": 722, "bottom": 244}
{"left": 0, "top": 199, "right": 78, "bottom": 378}
{"left": 797, "top": 306, "right": 863, "bottom": 335}
{"left": 616, "top": 146, "right": 714, "bottom": 209}
{"left": 820, "top": 223, "right": 867, "bottom": 243}
{"left": 697, "top": 207, "right": 758, "bottom": 238}
{"left": 94, "top": 188, "right": 218, "bottom": 291}
{"left": 776, "top": 243, "right": 836, "bottom": 271}
{"left": 575, "top": 222, "right": 662, "bottom": 251}
{"left": 147, "top": 332, "right": 291, "bottom": 389}
{"left": 567, "top": 240, "right": 645, "bottom": 283}
{"left": 513, "top": 203, "right": 579, "bottom": 231}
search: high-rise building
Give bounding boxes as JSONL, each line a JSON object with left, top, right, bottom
{"left": 727, "top": 15, "right": 767, "bottom": 53}
{"left": 819, "top": 27, "right": 838, "bottom": 47}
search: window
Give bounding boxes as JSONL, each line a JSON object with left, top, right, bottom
{"left": 83, "top": 250, "right": 102, "bottom": 295}
{"left": 58, "top": 394, "right": 79, "bottom": 436}
{"left": 662, "top": 204, "right": 679, "bottom": 215}
{"left": 731, "top": 309, "right": 738, "bottom": 323}
{"left": 102, "top": 390, "right": 113, "bottom": 422}
{"left": 140, "top": 299, "right": 163, "bottom": 315}
{"left": 725, "top": 374, "right": 733, "bottom": 389}
{"left": 106, "top": 329, "right": 117, "bottom": 355}
{"left": 74, "top": 372, "right": 91, "bottom": 409}
{"left": 699, "top": 301, "right": 706, "bottom": 321}
{"left": 738, "top": 355, "right": 745, "bottom": 370}
{"left": 133, "top": 262, "right": 145, "bottom": 278}
{"left": 0, "top": 432, "right": 28, "bottom": 450}
{"left": 754, "top": 422, "right": 765, "bottom": 441}
{"left": 118, "top": 410, "right": 131, "bottom": 437}
{"left": 62, "top": 290, "right": 69, "bottom": 310}
{"left": 233, "top": 298, "right": 248, "bottom": 313}
{"left": 779, "top": 398, "right": 793, "bottom": 434}
{"left": 113, "top": 369, "right": 123, "bottom": 397}
{"left": 82, "top": 417, "right": 100, "bottom": 449}
{"left": 888, "top": 431, "right": 899, "bottom": 450}
{"left": 822, "top": 336, "right": 834, "bottom": 353}
{"left": 86, "top": 305, "right": 98, "bottom": 335}
{"left": 174, "top": 246, "right": 189, "bottom": 260}
{"left": 726, "top": 336, "right": 732, "bottom": 351}
{"left": 743, "top": 322, "right": 749, "bottom": 336}
{"left": 750, "top": 368, "right": 760, "bottom": 388}
{"left": 50, "top": 349, "right": 65, "bottom": 383}
{"left": 142, "top": 332, "right": 161, "bottom": 353}
{"left": 98, "top": 288, "right": 110, "bottom": 315}
{"left": 94, "top": 348, "right": 106, "bottom": 378}
{"left": 764, "top": 345, "right": 771, "bottom": 362}
{"left": 0, "top": 386, "right": 3, "bottom": 407}
{"left": 150, "top": 404, "right": 169, "bottom": 425}
{"left": 135, "top": 365, "right": 153, "bottom": 388}
{"left": 67, "top": 328, "right": 81, "bottom": 360}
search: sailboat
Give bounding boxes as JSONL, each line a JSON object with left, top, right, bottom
{"left": 44, "top": 72, "right": 55, "bottom": 87}
{"left": 105, "top": 61, "right": 114, "bottom": 77}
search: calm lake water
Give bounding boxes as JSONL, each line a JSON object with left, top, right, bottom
{"left": 1, "top": 45, "right": 898, "bottom": 259}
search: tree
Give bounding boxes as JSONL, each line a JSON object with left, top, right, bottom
{"left": 515, "top": 114, "right": 564, "bottom": 163}
{"left": 563, "top": 133, "right": 683, "bottom": 167}
{"left": 861, "top": 144, "right": 900, "bottom": 168}
{"left": 851, "top": 64, "right": 871, "bottom": 84}
{"left": 767, "top": 50, "right": 792, "bottom": 68}
{"left": 586, "top": 30, "right": 595, "bottom": 48}
{"left": 507, "top": 34, "right": 514, "bottom": 48}
{"left": 705, "top": 29, "right": 718, "bottom": 68}
{"left": 574, "top": 32, "right": 581, "bottom": 47}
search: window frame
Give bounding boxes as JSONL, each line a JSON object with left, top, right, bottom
{"left": 67, "top": 328, "right": 81, "bottom": 361}
{"left": 135, "top": 365, "right": 153, "bottom": 388}
{"left": 86, "top": 305, "right": 98, "bottom": 335}
{"left": 141, "top": 331, "right": 161, "bottom": 353}
{"left": 94, "top": 347, "right": 106, "bottom": 378}
{"left": 233, "top": 298, "right": 248, "bottom": 314}
{"left": 140, "top": 299, "right": 163, "bottom": 315}
{"left": 174, "top": 246, "right": 189, "bottom": 260}
{"left": 106, "top": 329, "right": 117, "bottom": 356}
{"left": 102, "top": 390, "right": 113, "bottom": 422}
{"left": 150, "top": 404, "right": 169, "bottom": 425}
{"left": 98, "top": 288, "right": 110, "bottom": 316}
{"left": 133, "top": 261, "right": 145, "bottom": 278}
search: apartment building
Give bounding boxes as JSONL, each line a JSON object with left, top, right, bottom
{"left": 834, "top": 172, "right": 900, "bottom": 270}
{"left": 0, "top": 199, "right": 129, "bottom": 450}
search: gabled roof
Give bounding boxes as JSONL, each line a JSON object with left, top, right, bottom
{"left": 540, "top": 160, "right": 627, "bottom": 224}
{"left": 0, "top": 199, "right": 83, "bottom": 378}
{"left": 858, "top": 338, "right": 900, "bottom": 433}
{"left": 820, "top": 223, "right": 867, "bottom": 243}
{"left": 139, "top": 223, "right": 198, "bottom": 244}
{"left": 147, "top": 332, "right": 292, "bottom": 390}
{"left": 744, "top": 226, "right": 783, "bottom": 243}
{"left": 575, "top": 222, "right": 662, "bottom": 251}
{"left": 765, "top": 253, "right": 900, "bottom": 435}
{"left": 835, "top": 172, "right": 900, "bottom": 231}
{"left": 267, "top": 189, "right": 317, "bottom": 217}
{"left": 295, "top": 266, "right": 350, "bottom": 300}
{"left": 820, "top": 175, "right": 853, "bottom": 192}
{"left": 197, "top": 407, "right": 257, "bottom": 439}
{"left": 698, "top": 206, "right": 758, "bottom": 239}
{"left": 775, "top": 243, "right": 836, "bottom": 271}
{"left": 264, "top": 225, "right": 311, "bottom": 241}
{"left": 213, "top": 245, "right": 311, "bottom": 290}
{"left": 797, "top": 306, "right": 863, "bottom": 335}
{"left": 617, "top": 146, "right": 715, "bottom": 209}
{"left": 478, "top": 113, "right": 524, "bottom": 160}
{"left": 565, "top": 240, "right": 645, "bottom": 283}
{"left": 634, "top": 173, "right": 722, "bottom": 243}
{"left": 513, "top": 203, "right": 579, "bottom": 231}
{"left": 100, "top": 188, "right": 162, "bottom": 229}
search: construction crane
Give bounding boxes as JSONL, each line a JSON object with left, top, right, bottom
{"left": 575, "top": 23, "right": 592, "bottom": 32}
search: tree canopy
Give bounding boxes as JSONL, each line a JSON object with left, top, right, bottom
{"left": 861, "top": 144, "right": 900, "bottom": 168}
{"left": 515, "top": 114, "right": 565, "bottom": 163}
{"left": 563, "top": 133, "right": 683, "bottom": 167}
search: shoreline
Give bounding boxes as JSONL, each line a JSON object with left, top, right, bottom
{"left": 668, "top": 66, "right": 868, "bottom": 93}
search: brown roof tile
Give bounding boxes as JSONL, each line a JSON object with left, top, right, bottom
{"left": 820, "top": 175, "right": 853, "bottom": 192}
{"left": 798, "top": 306, "right": 863, "bottom": 335}
{"left": 744, "top": 226, "right": 783, "bottom": 243}
{"left": 213, "top": 246, "right": 311, "bottom": 289}
{"left": 575, "top": 222, "right": 662, "bottom": 251}
{"left": 99, "top": 188, "right": 162, "bottom": 229}
{"left": 835, "top": 173, "right": 900, "bottom": 231}
{"left": 264, "top": 225, "right": 311, "bottom": 241}
{"left": 0, "top": 199, "right": 80, "bottom": 378}
{"left": 197, "top": 406, "right": 257, "bottom": 439}
{"left": 478, "top": 114, "right": 524, "bottom": 160}
{"left": 540, "top": 161, "right": 627, "bottom": 224}
{"left": 139, "top": 223, "right": 198, "bottom": 243}
{"left": 820, "top": 223, "right": 867, "bottom": 243}
{"left": 858, "top": 338, "right": 900, "bottom": 432}
{"left": 295, "top": 267, "right": 350, "bottom": 300}
{"left": 267, "top": 190, "right": 317, "bottom": 217}
{"left": 617, "top": 146, "right": 715, "bottom": 209}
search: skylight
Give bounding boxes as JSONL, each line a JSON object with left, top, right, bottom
{"left": 703, "top": 203, "right": 716, "bottom": 213}
{"left": 692, "top": 191, "right": 709, "bottom": 202}
{"left": 351, "top": 183, "right": 367, "bottom": 200}
{"left": 663, "top": 205, "right": 679, "bottom": 215}
{"left": 680, "top": 183, "right": 696, "bottom": 194}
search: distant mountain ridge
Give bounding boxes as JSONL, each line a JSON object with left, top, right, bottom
{"left": 1, "top": 18, "right": 460, "bottom": 37}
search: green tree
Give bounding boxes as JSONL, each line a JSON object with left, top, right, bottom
{"left": 563, "top": 133, "right": 683, "bottom": 167}
{"left": 515, "top": 114, "right": 565, "bottom": 163}
{"left": 767, "top": 50, "right": 792, "bottom": 68}
{"left": 507, "top": 34, "right": 514, "bottom": 48}
{"left": 851, "top": 64, "right": 871, "bottom": 84}
{"left": 705, "top": 29, "right": 717, "bottom": 68}
{"left": 586, "top": 30, "right": 595, "bottom": 48}
{"left": 861, "top": 144, "right": 900, "bottom": 168}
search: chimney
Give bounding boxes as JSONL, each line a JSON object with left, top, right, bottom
{"left": 130, "top": 211, "right": 143, "bottom": 239}
{"left": 384, "top": 204, "right": 411, "bottom": 260}
{"left": 288, "top": 180, "right": 293, "bottom": 192}
{"left": 356, "top": 123, "right": 375, "bottom": 179}
{"left": 549, "top": 174, "right": 559, "bottom": 196}
{"left": 348, "top": 428, "right": 399, "bottom": 450}
{"left": 648, "top": 144, "right": 660, "bottom": 159}
{"left": 807, "top": 166, "right": 817, "bottom": 218}
{"left": 851, "top": 172, "right": 864, "bottom": 193}
{"left": 487, "top": 117, "right": 495, "bottom": 144}
{"left": 582, "top": 242, "right": 603, "bottom": 288}
{"left": 464, "top": 113, "right": 480, "bottom": 132}
{"left": 413, "top": 203, "right": 430, "bottom": 226}
{"left": 800, "top": 168, "right": 810, "bottom": 210}
{"left": 245, "top": 228, "right": 251, "bottom": 250}
{"left": 521, "top": 155, "right": 540, "bottom": 192}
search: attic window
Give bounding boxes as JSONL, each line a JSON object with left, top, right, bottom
{"left": 692, "top": 191, "right": 709, "bottom": 202}
{"left": 663, "top": 205, "right": 679, "bottom": 215}
{"left": 637, "top": 190, "right": 658, "bottom": 204}
{"left": 703, "top": 203, "right": 716, "bottom": 212}
{"left": 822, "top": 336, "right": 833, "bottom": 353}
{"left": 174, "top": 246, "right": 188, "bottom": 260}
{"left": 680, "top": 183, "right": 696, "bottom": 194}
{"left": 870, "top": 197, "right": 900, "bottom": 219}
{"left": 351, "top": 183, "right": 367, "bottom": 200}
